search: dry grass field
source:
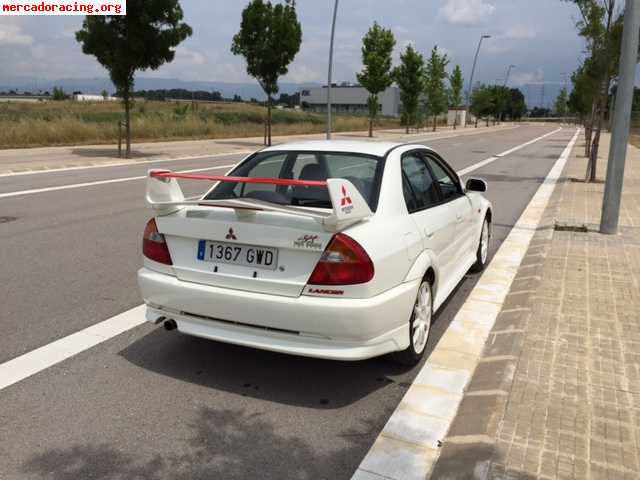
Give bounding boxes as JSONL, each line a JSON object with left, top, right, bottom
{"left": 0, "top": 100, "right": 400, "bottom": 149}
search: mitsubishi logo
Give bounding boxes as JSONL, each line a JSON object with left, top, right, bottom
{"left": 225, "top": 228, "right": 237, "bottom": 240}
{"left": 340, "top": 185, "right": 353, "bottom": 207}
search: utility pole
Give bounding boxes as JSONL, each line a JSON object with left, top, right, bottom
{"left": 326, "top": 0, "right": 339, "bottom": 140}
{"left": 600, "top": 0, "right": 640, "bottom": 234}
{"left": 464, "top": 34, "right": 491, "bottom": 127}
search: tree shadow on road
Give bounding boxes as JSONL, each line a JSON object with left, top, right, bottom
{"left": 118, "top": 329, "right": 415, "bottom": 409}
{"left": 22, "top": 405, "right": 373, "bottom": 480}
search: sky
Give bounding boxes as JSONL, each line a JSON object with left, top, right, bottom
{"left": 0, "top": 0, "right": 587, "bottom": 106}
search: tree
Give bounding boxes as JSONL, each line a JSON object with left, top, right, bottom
{"left": 393, "top": 44, "right": 425, "bottom": 134}
{"left": 554, "top": 87, "right": 569, "bottom": 119}
{"left": 101, "top": 89, "right": 109, "bottom": 100}
{"left": 51, "top": 86, "right": 67, "bottom": 101}
{"left": 232, "top": 0, "right": 302, "bottom": 146}
{"left": 507, "top": 88, "right": 527, "bottom": 119}
{"left": 449, "top": 65, "right": 464, "bottom": 128}
{"left": 563, "top": 0, "right": 626, "bottom": 180}
{"left": 76, "top": 1, "right": 192, "bottom": 158}
{"left": 357, "top": 22, "right": 396, "bottom": 137}
{"left": 470, "top": 84, "right": 495, "bottom": 126}
{"left": 424, "top": 46, "right": 449, "bottom": 132}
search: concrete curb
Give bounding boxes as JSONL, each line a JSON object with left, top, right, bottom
{"left": 352, "top": 128, "right": 581, "bottom": 480}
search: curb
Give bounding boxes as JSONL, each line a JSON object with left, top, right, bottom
{"left": 352, "top": 128, "right": 581, "bottom": 480}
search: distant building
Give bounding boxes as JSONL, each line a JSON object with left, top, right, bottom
{"left": 73, "top": 94, "right": 117, "bottom": 102}
{"left": 300, "top": 84, "right": 401, "bottom": 117}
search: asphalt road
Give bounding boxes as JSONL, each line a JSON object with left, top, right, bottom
{"left": 0, "top": 125, "right": 576, "bottom": 480}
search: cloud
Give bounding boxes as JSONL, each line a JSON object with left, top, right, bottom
{"left": 438, "top": 0, "right": 496, "bottom": 26}
{"left": 498, "top": 25, "right": 537, "bottom": 41}
{"left": 0, "top": 24, "right": 34, "bottom": 46}
{"left": 511, "top": 69, "right": 545, "bottom": 86}
{"left": 175, "top": 47, "right": 206, "bottom": 66}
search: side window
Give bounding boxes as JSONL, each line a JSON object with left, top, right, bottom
{"left": 425, "top": 155, "right": 461, "bottom": 202}
{"left": 401, "top": 153, "right": 440, "bottom": 213}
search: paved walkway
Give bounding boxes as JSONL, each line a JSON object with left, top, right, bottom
{"left": 431, "top": 132, "right": 640, "bottom": 479}
{"left": 0, "top": 123, "right": 514, "bottom": 175}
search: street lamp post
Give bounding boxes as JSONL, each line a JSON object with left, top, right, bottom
{"left": 600, "top": 0, "right": 640, "bottom": 234}
{"left": 503, "top": 65, "right": 515, "bottom": 87}
{"left": 326, "top": 0, "right": 339, "bottom": 140}
{"left": 465, "top": 34, "right": 491, "bottom": 126}
{"left": 500, "top": 65, "right": 515, "bottom": 123}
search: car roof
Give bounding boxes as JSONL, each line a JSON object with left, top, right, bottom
{"left": 260, "top": 140, "right": 435, "bottom": 158}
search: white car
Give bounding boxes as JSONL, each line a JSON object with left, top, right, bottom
{"left": 138, "top": 141, "right": 492, "bottom": 364}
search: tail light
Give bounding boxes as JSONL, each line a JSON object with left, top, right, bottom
{"left": 308, "top": 233, "right": 374, "bottom": 285}
{"left": 143, "top": 218, "right": 173, "bottom": 265}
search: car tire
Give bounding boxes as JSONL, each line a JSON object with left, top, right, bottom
{"left": 392, "top": 279, "right": 433, "bottom": 366}
{"left": 470, "top": 216, "right": 490, "bottom": 273}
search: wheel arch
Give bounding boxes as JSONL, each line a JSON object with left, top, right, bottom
{"left": 404, "top": 250, "right": 440, "bottom": 301}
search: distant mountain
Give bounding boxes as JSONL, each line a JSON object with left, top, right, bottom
{"left": 0, "top": 76, "right": 320, "bottom": 101}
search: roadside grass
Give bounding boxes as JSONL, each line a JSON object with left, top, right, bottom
{"left": 0, "top": 100, "right": 400, "bottom": 148}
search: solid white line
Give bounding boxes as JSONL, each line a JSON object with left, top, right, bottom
{"left": 0, "top": 164, "right": 236, "bottom": 199}
{"left": 457, "top": 127, "right": 562, "bottom": 177}
{"left": 352, "top": 128, "right": 581, "bottom": 480}
{"left": 1, "top": 126, "right": 558, "bottom": 200}
{"left": 0, "top": 126, "right": 568, "bottom": 392}
{"left": 0, "top": 125, "right": 521, "bottom": 179}
{"left": 0, "top": 306, "right": 146, "bottom": 391}
{"left": 0, "top": 150, "right": 253, "bottom": 178}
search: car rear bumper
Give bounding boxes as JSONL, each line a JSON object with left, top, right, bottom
{"left": 138, "top": 268, "right": 418, "bottom": 361}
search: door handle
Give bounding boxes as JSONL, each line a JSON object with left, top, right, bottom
{"left": 425, "top": 230, "right": 434, "bottom": 239}
{"left": 456, "top": 214, "right": 463, "bottom": 223}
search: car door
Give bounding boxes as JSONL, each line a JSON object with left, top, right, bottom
{"left": 423, "top": 153, "right": 476, "bottom": 262}
{"left": 401, "top": 151, "right": 458, "bottom": 284}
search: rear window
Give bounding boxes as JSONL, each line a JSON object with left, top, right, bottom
{"left": 205, "top": 151, "right": 384, "bottom": 210}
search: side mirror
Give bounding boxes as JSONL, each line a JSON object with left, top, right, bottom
{"left": 466, "top": 178, "right": 487, "bottom": 193}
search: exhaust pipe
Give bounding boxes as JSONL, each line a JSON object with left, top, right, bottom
{"left": 164, "top": 319, "right": 177, "bottom": 331}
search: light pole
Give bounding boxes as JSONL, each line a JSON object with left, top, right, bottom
{"left": 465, "top": 34, "right": 491, "bottom": 126}
{"left": 503, "top": 65, "right": 515, "bottom": 87}
{"left": 326, "top": 0, "right": 339, "bottom": 140}
{"left": 600, "top": 0, "right": 640, "bottom": 234}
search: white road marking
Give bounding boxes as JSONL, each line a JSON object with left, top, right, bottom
{"left": 0, "top": 164, "right": 236, "bottom": 199}
{"left": 0, "top": 125, "right": 521, "bottom": 178}
{"left": 457, "top": 127, "right": 562, "bottom": 177}
{"left": 1, "top": 126, "right": 556, "bottom": 200}
{"left": 0, "top": 126, "right": 566, "bottom": 392}
{"left": 352, "top": 128, "right": 581, "bottom": 480}
{"left": 0, "top": 150, "right": 253, "bottom": 178}
{"left": 0, "top": 306, "right": 146, "bottom": 391}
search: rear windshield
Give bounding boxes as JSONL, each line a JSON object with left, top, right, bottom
{"left": 205, "top": 151, "right": 384, "bottom": 210}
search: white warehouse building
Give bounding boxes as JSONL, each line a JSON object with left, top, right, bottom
{"left": 300, "top": 84, "right": 401, "bottom": 117}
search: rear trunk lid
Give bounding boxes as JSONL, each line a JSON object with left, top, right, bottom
{"left": 157, "top": 207, "right": 333, "bottom": 297}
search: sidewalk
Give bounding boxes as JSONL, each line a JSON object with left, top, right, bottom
{"left": 0, "top": 123, "right": 514, "bottom": 175}
{"left": 431, "top": 132, "right": 640, "bottom": 479}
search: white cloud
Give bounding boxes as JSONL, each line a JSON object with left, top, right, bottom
{"left": 511, "top": 69, "right": 545, "bottom": 86}
{"left": 498, "top": 25, "right": 537, "bottom": 41}
{"left": 175, "top": 47, "right": 206, "bottom": 66}
{"left": 438, "top": 0, "right": 496, "bottom": 26}
{"left": 0, "top": 24, "right": 34, "bottom": 46}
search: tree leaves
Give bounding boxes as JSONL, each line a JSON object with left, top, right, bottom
{"left": 393, "top": 45, "right": 425, "bottom": 131}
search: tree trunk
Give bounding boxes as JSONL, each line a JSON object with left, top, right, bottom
{"left": 267, "top": 96, "right": 272, "bottom": 146}
{"left": 369, "top": 115, "right": 373, "bottom": 138}
{"left": 124, "top": 89, "right": 131, "bottom": 159}
{"left": 432, "top": 115, "right": 437, "bottom": 132}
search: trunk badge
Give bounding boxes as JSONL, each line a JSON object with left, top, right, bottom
{"left": 225, "top": 228, "right": 237, "bottom": 240}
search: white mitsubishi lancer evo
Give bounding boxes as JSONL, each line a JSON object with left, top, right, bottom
{"left": 138, "top": 141, "right": 492, "bottom": 365}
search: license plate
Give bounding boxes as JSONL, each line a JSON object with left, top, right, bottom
{"left": 197, "top": 240, "right": 278, "bottom": 270}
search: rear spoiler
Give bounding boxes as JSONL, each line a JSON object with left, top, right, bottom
{"left": 146, "top": 170, "right": 373, "bottom": 232}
